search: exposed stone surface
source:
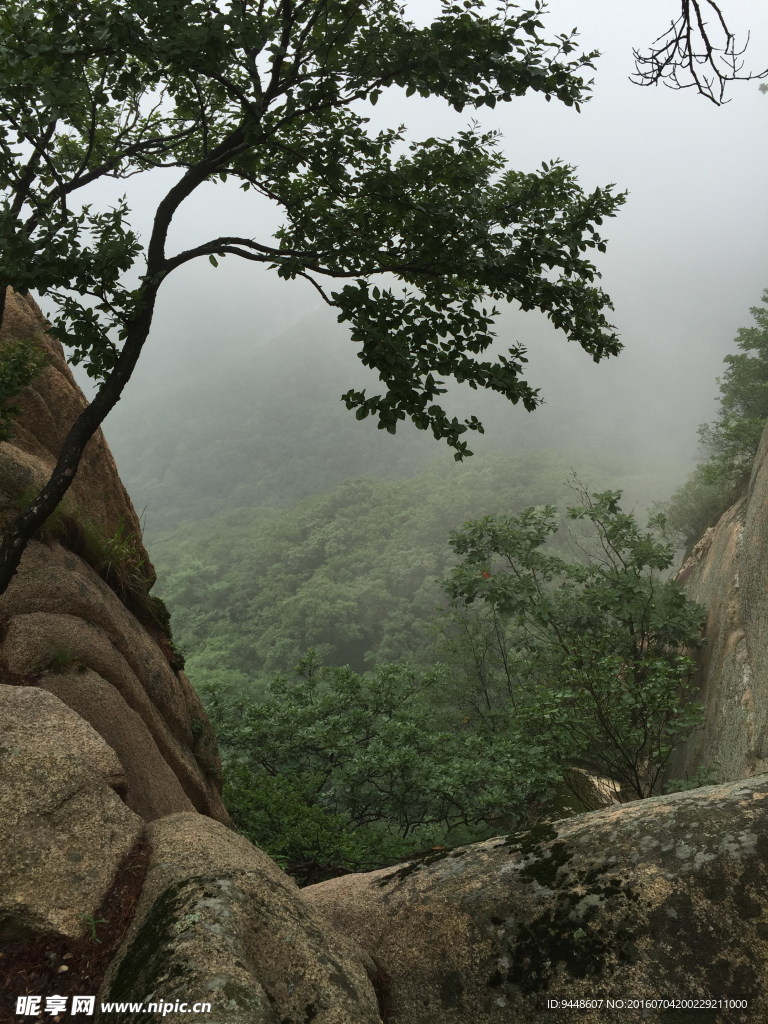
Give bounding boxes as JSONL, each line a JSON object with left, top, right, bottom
{"left": 0, "top": 289, "right": 227, "bottom": 824}
{"left": 671, "top": 419, "right": 768, "bottom": 785}
{"left": 305, "top": 775, "right": 768, "bottom": 1024}
{"left": 98, "top": 813, "right": 382, "bottom": 1024}
{"left": 0, "top": 685, "right": 143, "bottom": 941}
{"left": 41, "top": 667, "right": 196, "bottom": 821}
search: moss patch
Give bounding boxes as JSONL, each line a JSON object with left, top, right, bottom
{"left": 103, "top": 879, "right": 199, "bottom": 1018}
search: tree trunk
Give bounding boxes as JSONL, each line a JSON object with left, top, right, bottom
{"left": 0, "top": 286, "right": 159, "bottom": 596}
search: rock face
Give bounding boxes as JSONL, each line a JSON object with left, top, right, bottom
{"left": 305, "top": 775, "right": 768, "bottom": 1024}
{"left": 99, "top": 814, "right": 382, "bottom": 1024}
{"left": 0, "top": 289, "right": 227, "bottom": 824}
{"left": 0, "top": 685, "right": 143, "bottom": 941}
{"left": 670, "top": 419, "right": 768, "bottom": 786}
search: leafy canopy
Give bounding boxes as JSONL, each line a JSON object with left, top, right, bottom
{"left": 203, "top": 654, "right": 564, "bottom": 885}
{"left": 202, "top": 489, "right": 706, "bottom": 885}
{"left": 151, "top": 451, "right": 586, "bottom": 688}
{"left": 696, "top": 289, "right": 768, "bottom": 486}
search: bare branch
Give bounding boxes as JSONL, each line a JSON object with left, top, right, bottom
{"left": 162, "top": 235, "right": 316, "bottom": 275}
{"left": 631, "top": 0, "right": 768, "bottom": 105}
{"left": 294, "top": 270, "right": 337, "bottom": 306}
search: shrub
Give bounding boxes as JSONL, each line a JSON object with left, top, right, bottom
{"left": 202, "top": 655, "right": 559, "bottom": 885}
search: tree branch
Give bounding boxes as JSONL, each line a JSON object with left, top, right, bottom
{"left": 631, "top": 0, "right": 768, "bottom": 105}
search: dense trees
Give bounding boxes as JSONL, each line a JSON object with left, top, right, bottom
{"left": 443, "top": 487, "right": 705, "bottom": 800}
{"left": 0, "top": 1, "right": 746, "bottom": 881}
{"left": 152, "top": 452, "right": 622, "bottom": 688}
{"left": 0, "top": 0, "right": 628, "bottom": 593}
{"left": 204, "top": 656, "right": 560, "bottom": 884}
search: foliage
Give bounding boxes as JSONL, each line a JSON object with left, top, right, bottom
{"left": 661, "top": 462, "right": 734, "bottom": 554}
{"left": 77, "top": 913, "right": 107, "bottom": 944}
{"left": 14, "top": 487, "right": 178, "bottom": 650}
{"left": 442, "top": 486, "right": 706, "bottom": 800}
{"left": 203, "top": 654, "right": 561, "bottom": 885}
{"left": 89, "top": 517, "right": 149, "bottom": 597}
{"left": 0, "top": 0, "right": 631, "bottom": 597}
{"left": 0, "top": 338, "right": 50, "bottom": 441}
{"left": 698, "top": 290, "right": 768, "bottom": 485}
{"left": 664, "top": 289, "right": 768, "bottom": 550}
{"left": 199, "top": 487, "right": 704, "bottom": 885}
{"left": 106, "top": 316, "right": 448, "bottom": 534}
{"left": 49, "top": 647, "right": 76, "bottom": 672}
{"left": 42, "top": 510, "right": 154, "bottom": 606}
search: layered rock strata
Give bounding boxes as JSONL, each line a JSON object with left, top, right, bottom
{"left": 0, "top": 288, "right": 227, "bottom": 823}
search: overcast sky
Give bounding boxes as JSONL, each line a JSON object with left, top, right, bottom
{"left": 98, "top": 0, "right": 768, "bottom": 496}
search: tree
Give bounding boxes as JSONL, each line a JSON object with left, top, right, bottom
{"left": 203, "top": 490, "right": 706, "bottom": 884}
{"left": 664, "top": 289, "right": 768, "bottom": 551}
{"left": 443, "top": 488, "right": 706, "bottom": 800}
{"left": 632, "top": 0, "right": 768, "bottom": 105}
{"left": 0, "top": 0, "right": 628, "bottom": 594}
{"left": 697, "top": 290, "right": 768, "bottom": 485}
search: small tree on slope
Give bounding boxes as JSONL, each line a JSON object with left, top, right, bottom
{"left": 665, "top": 289, "right": 768, "bottom": 551}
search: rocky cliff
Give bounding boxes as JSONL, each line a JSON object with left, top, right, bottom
{"left": 0, "top": 290, "right": 227, "bottom": 824}
{"left": 669, "top": 418, "right": 768, "bottom": 786}
{"left": 3, "top": 289, "right": 768, "bottom": 1024}
{"left": 305, "top": 775, "right": 768, "bottom": 1023}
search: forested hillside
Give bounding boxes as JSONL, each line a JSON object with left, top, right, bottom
{"left": 104, "top": 313, "right": 689, "bottom": 693}
{"left": 100, "top": 316, "right": 709, "bottom": 880}
{"left": 105, "top": 309, "right": 688, "bottom": 536}
{"left": 149, "top": 453, "right": 591, "bottom": 689}
{"left": 100, "top": 286, "right": 764, "bottom": 882}
{"left": 106, "top": 316, "right": 440, "bottom": 532}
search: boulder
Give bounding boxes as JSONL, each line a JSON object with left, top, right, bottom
{"left": 305, "top": 775, "right": 768, "bottom": 1024}
{"left": 672, "top": 418, "right": 768, "bottom": 785}
{"left": 98, "top": 813, "right": 383, "bottom": 1024}
{"left": 0, "top": 289, "right": 227, "bottom": 824}
{"left": 0, "top": 685, "right": 143, "bottom": 941}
